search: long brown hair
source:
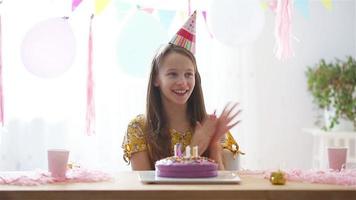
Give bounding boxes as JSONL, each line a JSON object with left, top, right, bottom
{"left": 145, "top": 44, "right": 207, "bottom": 167}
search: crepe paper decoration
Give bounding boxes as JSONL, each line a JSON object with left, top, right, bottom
{"left": 201, "top": 11, "right": 213, "bottom": 38}
{"left": 0, "top": 168, "right": 112, "bottom": 186}
{"left": 321, "top": 0, "right": 333, "bottom": 11}
{"left": 158, "top": 10, "right": 176, "bottom": 30}
{"left": 95, "top": 0, "right": 111, "bottom": 15}
{"left": 86, "top": 14, "right": 95, "bottom": 136}
{"left": 0, "top": 15, "right": 3, "bottom": 126}
{"left": 117, "top": 10, "right": 167, "bottom": 77}
{"left": 294, "top": 0, "right": 309, "bottom": 18}
{"left": 21, "top": 17, "right": 75, "bottom": 78}
{"left": 274, "top": 0, "right": 293, "bottom": 60}
{"left": 239, "top": 168, "right": 356, "bottom": 186}
{"left": 72, "top": 0, "right": 83, "bottom": 12}
{"left": 169, "top": 11, "right": 196, "bottom": 54}
{"left": 208, "top": 0, "right": 265, "bottom": 46}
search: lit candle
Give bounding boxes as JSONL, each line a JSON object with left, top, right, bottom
{"left": 185, "top": 146, "right": 191, "bottom": 158}
{"left": 193, "top": 146, "right": 198, "bottom": 157}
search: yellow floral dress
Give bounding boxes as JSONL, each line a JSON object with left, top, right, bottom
{"left": 122, "top": 114, "right": 243, "bottom": 163}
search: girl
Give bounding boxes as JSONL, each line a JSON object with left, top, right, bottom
{"left": 122, "top": 12, "right": 242, "bottom": 170}
{"left": 122, "top": 44, "right": 242, "bottom": 170}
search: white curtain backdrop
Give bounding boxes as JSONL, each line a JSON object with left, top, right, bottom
{"left": 0, "top": 0, "right": 249, "bottom": 172}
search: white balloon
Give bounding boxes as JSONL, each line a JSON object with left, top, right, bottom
{"left": 21, "top": 17, "right": 76, "bottom": 78}
{"left": 208, "top": 0, "right": 265, "bottom": 46}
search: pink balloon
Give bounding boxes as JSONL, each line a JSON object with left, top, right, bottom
{"left": 21, "top": 17, "right": 76, "bottom": 78}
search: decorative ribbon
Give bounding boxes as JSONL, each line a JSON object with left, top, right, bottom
{"left": 0, "top": 15, "right": 4, "bottom": 126}
{"left": 86, "top": 14, "right": 95, "bottom": 135}
{"left": 274, "top": 0, "right": 293, "bottom": 60}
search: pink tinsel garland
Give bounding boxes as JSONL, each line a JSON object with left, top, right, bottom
{"left": 0, "top": 168, "right": 112, "bottom": 186}
{"left": 86, "top": 14, "right": 95, "bottom": 135}
{"left": 273, "top": 0, "right": 294, "bottom": 60}
{"left": 239, "top": 168, "right": 356, "bottom": 186}
{"left": 0, "top": 15, "right": 4, "bottom": 126}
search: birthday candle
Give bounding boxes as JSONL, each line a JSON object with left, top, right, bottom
{"left": 193, "top": 146, "right": 198, "bottom": 157}
{"left": 185, "top": 146, "right": 191, "bottom": 158}
{"left": 174, "top": 144, "right": 178, "bottom": 157}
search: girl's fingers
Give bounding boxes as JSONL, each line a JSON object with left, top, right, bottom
{"left": 226, "top": 109, "right": 242, "bottom": 123}
{"left": 227, "top": 120, "right": 241, "bottom": 130}
{"left": 226, "top": 102, "right": 238, "bottom": 117}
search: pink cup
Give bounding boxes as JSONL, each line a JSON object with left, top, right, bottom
{"left": 327, "top": 147, "right": 347, "bottom": 171}
{"left": 47, "top": 149, "right": 69, "bottom": 180}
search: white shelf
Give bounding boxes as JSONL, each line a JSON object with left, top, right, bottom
{"left": 303, "top": 129, "right": 356, "bottom": 169}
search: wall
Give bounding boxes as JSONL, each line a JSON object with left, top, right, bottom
{"left": 248, "top": 0, "right": 356, "bottom": 169}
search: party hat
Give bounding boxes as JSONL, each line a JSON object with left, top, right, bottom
{"left": 169, "top": 11, "right": 196, "bottom": 54}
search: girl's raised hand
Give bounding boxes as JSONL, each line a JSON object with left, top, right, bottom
{"left": 211, "top": 102, "right": 241, "bottom": 144}
{"left": 190, "top": 114, "right": 217, "bottom": 155}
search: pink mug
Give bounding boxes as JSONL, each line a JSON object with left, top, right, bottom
{"left": 327, "top": 147, "right": 347, "bottom": 171}
{"left": 47, "top": 149, "right": 69, "bottom": 180}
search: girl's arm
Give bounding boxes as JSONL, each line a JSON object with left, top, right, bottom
{"left": 190, "top": 115, "right": 217, "bottom": 155}
{"left": 130, "top": 151, "right": 152, "bottom": 170}
{"left": 208, "top": 142, "right": 225, "bottom": 170}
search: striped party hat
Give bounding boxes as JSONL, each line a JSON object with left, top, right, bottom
{"left": 169, "top": 11, "right": 196, "bottom": 54}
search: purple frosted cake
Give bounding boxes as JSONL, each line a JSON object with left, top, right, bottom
{"left": 155, "top": 156, "right": 218, "bottom": 178}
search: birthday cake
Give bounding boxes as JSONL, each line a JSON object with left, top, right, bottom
{"left": 155, "top": 156, "right": 218, "bottom": 178}
{"left": 155, "top": 145, "right": 218, "bottom": 178}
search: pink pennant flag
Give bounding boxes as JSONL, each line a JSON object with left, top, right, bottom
{"left": 0, "top": 15, "right": 4, "bottom": 126}
{"left": 136, "top": 5, "right": 154, "bottom": 14}
{"left": 202, "top": 11, "right": 213, "bottom": 38}
{"left": 72, "top": 0, "right": 83, "bottom": 12}
{"left": 86, "top": 15, "right": 95, "bottom": 135}
{"left": 274, "top": 0, "right": 293, "bottom": 60}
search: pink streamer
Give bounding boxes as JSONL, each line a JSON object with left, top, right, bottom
{"left": 274, "top": 0, "right": 293, "bottom": 60}
{"left": 0, "top": 169, "right": 112, "bottom": 186}
{"left": 0, "top": 15, "right": 4, "bottom": 126}
{"left": 188, "top": 0, "right": 191, "bottom": 15}
{"left": 86, "top": 15, "right": 95, "bottom": 135}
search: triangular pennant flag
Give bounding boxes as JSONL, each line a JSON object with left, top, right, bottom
{"left": 72, "top": 0, "right": 83, "bottom": 12}
{"left": 295, "top": 0, "right": 309, "bottom": 18}
{"left": 158, "top": 10, "right": 176, "bottom": 30}
{"left": 95, "top": 0, "right": 111, "bottom": 15}
{"left": 321, "top": 0, "right": 332, "bottom": 11}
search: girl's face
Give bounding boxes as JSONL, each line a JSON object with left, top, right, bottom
{"left": 154, "top": 52, "right": 196, "bottom": 106}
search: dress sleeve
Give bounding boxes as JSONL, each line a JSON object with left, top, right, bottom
{"left": 122, "top": 115, "right": 148, "bottom": 163}
{"left": 220, "top": 131, "right": 244, "bottom": 158}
